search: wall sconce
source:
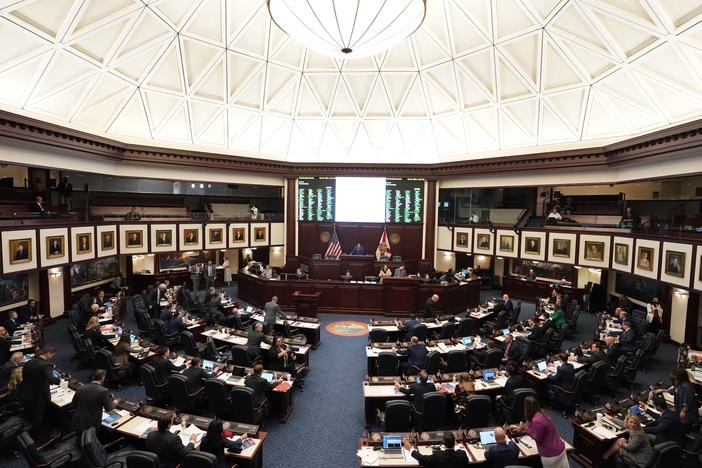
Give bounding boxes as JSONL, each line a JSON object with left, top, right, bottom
{"left": 588, "top": 268, "right": 601, "bottom": 274}
{"left": 496, "top": 256, "right": 503, "bottom": 260}
{"left": 477, "top": 255, "right": 485, "bottom": 261}
{"left": 574, "top": 266, "right": 582, "bottom": 269}
{"left": 49, "top": 268, "right": 62, "bottom": 278}
{"left": 443, "top": 251, "right": 453, "bottom": 258}
{"left": 674, "top": 289, "right": 689, "bottom": 298}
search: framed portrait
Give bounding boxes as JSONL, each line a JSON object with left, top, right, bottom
{"left": 524, "top": 237, "right": 540, "bottom": 254}
{"left": 184, "top": 229, "right": 199, "bottom": 245}
{"left": 499, "top": 235, "right": 514, "bottom": 252}
{"left": 456, "top": 232, "right": 468, "bottom": 247}
{"left": 9, "top": 238, "right": 32, "bottom": 264}
{"left": 665, "top": 250, "right": 685, "bottom": 278}
{"left": 76, "top": 233, "right": 92, "bottom": 254}
{"left": 125, "top": 230, "right": 143, "bottom": 248}
{"left": 552, "top": 238, "right": 570, "bottom": 258}
{"left": 476, "top": 233, "right": 490, "bottom": 250}
{"left": 46, "top": 235, "right": 65, "bottom": 259}
{"left": 209, "top": 228, "right": 223, "bottom": 244}
{"left": 637, "top": 246, "right": 654, "bottom": 271}
{"left": 101, "top": 231, "right": 115, "bottom": 251}
{"left": 254, "top": 226, "right": 266, "bottom": 242}
{"left": 584, "top": 241, "right": 605, "bottom": 261}
{"left": 614, "top": 243, "right": 629, "bottom": 265}
{"left": 232, "top": 228, "right": 245, "bottom": 243}
{"left": 155, "top": 230, "right": 172, "bottom": 247}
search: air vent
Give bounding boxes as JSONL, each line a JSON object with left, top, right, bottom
{"left": 695, "top": 187, "right": 702, "bottom": 197}
{"left": 652, "top": 191, "right": 659, "bottom": 199}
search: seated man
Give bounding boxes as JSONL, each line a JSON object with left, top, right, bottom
{"left": 402, "top": 431, "right": 468, "bottom": 468}
{"left": 526, "top": 317, "right": 547, "bottom": 342}
{"left": 395, "top": 314, "right": 421, "bottom": 342}
{"left": 295, "top": 268, "right": 307, "bottom": 279}
{"left": 17, "top": 299, "right": 39, "bottom": 324}
{"left": 546, "top": 352, "right": 575, "bottom": 396}
{"left": 182, "top": 357, "right": 216, "bottom": 392}
{"left": 244, "top": 364, "right": 283, "bottom": 407}
{"left": 610, "top": 320, "right": 636, "bottom": 360}
{"left": 394, "top": 264, "right": 407, "bottom": 277}
{"left": 470, "top": 340, "right": 499, "bottom": 368}
{"left": 145, "top": 417, "right": 197, "bottom": 468}
{"left": 125, "top": 206, "right": 141, "bottom": 220}
{"left": 340, "top": 270, "right": 353, "bottom": 281}
{"left": 644, "top": 395, "right": 684, "bottom": 445}
{"left": 501, "top": 333, "right": 522, "bottom": 366}
{"left": 151, "top": 347, "right": 187, "bottom": 385}
{"left": 570, "top": 342, "right": 606, "bottom": 364}
{"left": 494, "top": 294, "right": 514, "bottom": 315}
{"left": 496, "top": 365, "right": 523, "bottom": 412}
{"left": 484, "top": 427, "right": 519, "bottom": 468}
{"left": 394, "top": 336, "right": 428, "bottom": 376}
{"left": 394, "top": 370, "right": 435, "bottom": 412}
{"left": 166, "top": 310, "right": 189, "bottom": 334}
{"left": 350, "top": 242, "right": 364, "bottom": 255}
{"left": 3, "top": 311, "right": 19, "bottom": 336}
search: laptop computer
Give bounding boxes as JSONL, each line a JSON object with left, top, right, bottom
{"left": 245, "top": 306, "right": 253, "bottom": 313}
{"left": 102, "top": 411, "right": 121, "bottom": 424}
{"left": 202, "top": 360, "right": 214, "bottom": 372}
{"left": 382, "top": 435, "right": 403, "bottom": 458}
{"left": 482, "top": 370, "right": 496, "bottom": 381}
{"left": 502, "top": 328, "right": 510, "bottom": 336}
{"left": 461, "top": 336, "right": 472, "bottom": 346}
{"left": 130, "top": 334, "right": 136, "bottom": 342}
{"left": 117, "top": 327, "right": 123, "bottom": 335}
{"left": 261, "top": 372, "right": 274, "bottom": 383}
{"left": 479, "top": 430, "right": 497, "bottom": 446}
{"left": 536, "top": 360, "right": 548, "bottom": 372}
{"left": 52, "top": 369, "right": 60, "bottom": 379}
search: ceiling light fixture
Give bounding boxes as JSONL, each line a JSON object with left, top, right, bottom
{"left": 268, "top": 0, "right": 426, "bottom": 59}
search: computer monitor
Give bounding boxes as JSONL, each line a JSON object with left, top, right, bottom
{"left": 130, "top": 334, "right": 136, "bottom": 342}
{"left": 52, "top": 370, "right": 60, "bottom": 379}
{"left": 118, "top": 327, "right": 123, "bottom": 335}
{"left": 261, "top": 372, "right": 274, "bottom": 383}
{"left": 461, "top": 269, "right": 467, "bottom": 278}
{"left": 479, "top": 430, "right": 496, "bottom": 445}
{"left": 364, "top": 276, "right": 378, "bottom": 283}
{"left": 245, "top": 306, "right": 253, "bottom": 313}
{"left": 502, "top": 328, "right": 510, "bottom": 336}
{"left": 461, "top": 337, "right": 472, "bottom": 346}
{"left": 416, "top": 376, "right": 430, "bottom": 384}
{"left": 202, "top": 360, "right": 214, "bottom": 371}
{"left": 536, "top": 360, "right": 547, "bottom": 372}
{"left": 482, "top": 370, "right": 495, "bottom": 381}
{"left": 382, "top": 435, "right": 402, "bottom": 450}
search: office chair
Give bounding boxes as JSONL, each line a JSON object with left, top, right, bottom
{"left": 527, "top": 328, "right": 553, "bottom": 359}
{"left": 168, "top": 374, "right": 206, "bottom": 413}
{"left": 96, "top": 349, "right": 132, "bottom": 387}
{"left": 230, "top": 387, "right": 266, "bottom": 425}
{"left": 483, "top": 349, "right": 503, "bottom": 369}
{"left": 229, "top": 345, "right": 250, "bottom": 366}
{"left": 584, "top": 361, "right": 608, "bottom": 402}
{"left": 312, "top": 254, "right": 322, "bottom": 260}
{"left": 183, "top": 451, "right": 218, "bottom": 468}
{"left": 547, "top": 323, "right": 568, "bottom": 352}
{"left": 125, "top": 451, "right": 159, "bottom": 468}
{"left": 548, "top": 370, "right": 588, "bottom": 418}
{"left": 603, "top": 354, "right": 628, "bottom": 390}
{"left": 565, "top": 309, "right": 580, "bottom": 338}
{"left": 425, "top": 351, "right": 442, "bottom": 375}
{"left": 512, "top": 300, "right": 522, "bottom": 324}
{"left": 153, "top": 319, "right": 179, "bottom": 348}
{"left": 413, "top": 392, "right": 445, "bottom": 432}
{"left": 503, "top": 388, "right": 537, "bottom": 424}
{"left": 392, "top": 255, "right": 402, "bottom": 261}
{"left": 18, "top": 431, "right": 81, "bottom": 468}
{"left": 84, "top": 337, "right": 98, "bottom": 364}
{"left": 138, "top": 365, "right": 168, "bottom": 405}
{"left": 455, "top": 318, "right": 474, "bottom": 338}
{"left": 80, "top": 427, "right": 131, "bottom": 468}
{"left": 368, "top": 328, "right": 388, "bottom": 343}
{"left": 204, "top": 379, "right": 234, "bottom": 420}
{"left": 432, "top": 322, "right": 455, "bottom": 340}
{"left": 622, "top": 348, "right": 644, "bottom": 382}
{"left": 181, "top": 331, "right": 207, "bottom": 358}
{"left": 134, "top": 310, "right": 153, "bottom": 337}
{"left": 282, "top": 321, "right": 307, "bottom": 345}
{"left": 649, "top": 441, "right": 682, "bottom": 468}
{"left": 382, "top": 400, "right": 412, "bottom": 432}
{"left": 0, "top": 414, "right": 27, "bottom": 456}
{"left": 409, "top": 324, "right": 428, "bottom": 342}
{"left": 445, "top": 350, "right": 467, "bottom": 373}
{"left": 206, "top": 337, "right": 229, "bottom": 362}
{"left": 376, "top": 352, "right": 398, "bottom": 376}
{"left": 461, "top": 395, "right": 491, "bottom": 429}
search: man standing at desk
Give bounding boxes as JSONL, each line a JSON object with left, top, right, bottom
{"left": 423, "top": 294, "right": 439, "bottom": 319}
{"left": 350, "top": 242, "right": 364, "bottom": 255}
{"left": 247, "top": 322, "right": 271, "bottom": 362}
{"left": 22, "top": 345, "right": 60, "bottom": 441}
{"left": 263, "top": 296, "right": 284, "bottom": 334}
{"left": 394, "top": 370, "right": 435, "bottom": 412}
{"left": 189, "top": 263, "right": 202, "bottom": 292}
{"left": 70, "top": 369, "right": 116, "bottom": 434}
{"left": 205, "top": 260, "right": 216, "bottom": 289}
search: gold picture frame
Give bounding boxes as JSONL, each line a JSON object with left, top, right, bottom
{"left": 209, "top": 228, "right": 223, "bottom": 244}
{"left": 9, "top": 238, "right": 32, "bottom": 264}
{"left": 101, "top": 231, "right": 115, "bottom": 251}
{"left": 665, "top": 250, "right": 685, "bottom": 278}
{"left": 126, "top": 230, "right": 143, "bottom": 248}
{"left": 637, "top": 246, "right": 654, "bottom": 271}
{"left": 524, "top": 237, "right": 540, "bottom": 254}
{"left": 476, "top": 233, "right": 490, "bottom": 250}
{"left": 184, "top": 229, "right": 199, "bottom": 245}
{"left": 232, "top": 227, "right": 246, "bottom": 243}
{"left": 254, "top": 226, "right": 266, "bottom": 242}
{"left": 456, "top": 232, "right": 468, "bottom": 247}
{"left": 46, "top": 235, "right": 65, "bottom": 259}
{"left": 499, "top": 235, "right": 514, "bottom": 252}
{"left": 76, "top": 233, "right": 92, "bottom": 254}
{"left": 155, "top": 230, "right": 172, "bottom": 247}
{"left": 614, "top": 243, "right": 629, "bottom": 265}
{"left": 552, "top": 238, "right": 570, "bottom": 258}
{"left": 584, "top": 241, "right": 605, "bottom": 262}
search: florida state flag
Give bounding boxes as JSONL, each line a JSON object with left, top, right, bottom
{"left": 375, "top": 227, "right": 392, "bottom": 261}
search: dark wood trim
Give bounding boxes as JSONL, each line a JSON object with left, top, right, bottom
{"left": 424, "top": 180, "right": 436, "bottom": 264}
{"left": 685, "top": 291, "right": 699, "bottom": 345}
{"left": 38, "top": 269, "right": 49, "bottom": 317}
{"left": 1, "top": 109, "right": 702, "bottom": 178}
{"left": 62, "top": 265, "right": 72, "bottom": 312}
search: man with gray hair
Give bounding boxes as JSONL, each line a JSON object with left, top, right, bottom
{"left": 0, "top": 351, "right": 22, "bottom": 389}
{"left": 263, "top": 296, "right": 284, "bottom": 334}
{"left": 246, "top": 322, "right": 270, "bottom": 363}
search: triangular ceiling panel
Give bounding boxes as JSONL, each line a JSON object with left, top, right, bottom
{"left": 117, "top": 9, "right": 174, "bottom": 59}
{"left": 330, "top": 80, "right": 358, "bottom": 118}
{"left": 541, "top": 37, "right": 586, "bottom": 91}
{"left": 228, "top": 5, "right": 268, "bottom": 59}
{"left": 455, "top": 48, "right": 496, "bottom": 99}
{"left": 71, "top": 0, "right": 139, "bottom": 34}
{"left": 456, "top": 66, "right": 493, "bottom": 110}
{"left": 183, "top": 0, "right": 224, "bottom": 45}
{"left": 381, "top": 72, "right": 416, "bottom": 114}
{"left": 68, "top": 15, "right": 134, "bottom": 65}
{"left": 152, "top": 0, "right": 199, "bottom": 30}
{"left": 500, "top": 30, "right": 542, "bottom": 88}
{"left": 583, "top": 91, "right": 628, "bottom": 139}
{"left": 494, "top": 0, "right": 539, "bottom": 40}
{"left": 344, "top": 73, "right": 376, "bottom": 115}
{"left": 189, "top": 100, "right": 223, "bottom": 138}
{"left": 497, "top": 54, "right": 534, "bottom": 100}
{"left": 77, "top": 72, "right": 132, "bottom": 115}
{"left": 499, "top": 108, "right": 535, "bottom": 147}
{"left": 156, "top": 103, "right": 191, "bottom": 142}
{"left": 634, "top": 71, "right": 702, "bottom": 121}
{"left": 181, "top": 38, "right": 220, "bottom": 89}
{"left": 144, "top": 41, "right": 184, "bottom": 93}
{"left": 260, "top": 115, "right": 291, "bottom": 155}
{"left": 434, "top": 115, "right": 466, "bottom": 154}
{"left": 549, "top": 3, "right": 614, "bottom": 56}
{"left": 446, "top": 1, "right": 490, "bottom": 56}
{"left": 464, "top": 108, "right": 499, "bottom": 152}
{"left": 364, "top": 78, "right": 393, "bottom": 118}
{"left": 296, "top": 119, "right": 326, "bottom": 151}
{"left": 0, "top": 18, "right": 52, "bottom": 68}
{"left": 502, "top": 97, "right": 539, "bottom": 141}
{"left": 192, "top": 55, "right": 226, "bottom": 102}
{"left": 399, "top": 76, "right": 429, "bottom": 118}
{"left": 29, "top": 49, "right": 97, "bottom": 103}
{"left": 587, "top": 8, "right": 660, "bottom": 59}
{"left": 196, "top": 110, "right": 226, "bottom": 146}
{"left": 545, "top": 86, "right": 588, "bottom": 134}
{"left": 380, "top": 38, "right": 417, "bottom": 71}
{"left": 0, "top": 51, "right": 52, "bottom": 107}
{"left": 295, "top": 79, "right": 325, "bottom": 118}
{"left": 109, "top": 90, "right": 151, "bottom": 138}
{"left": 330, "top": 120, "right": 359, "bottom": 151}
{"left": 411, "top": 29, "right": 450, "bottom": 68}
{"left": 306, "top": 73, "right": 338, "bottom": 113}
{"left": 7, "top": 0, "right": 76, "bottom": 39}
{"left": 226, "top": 0, "right": 264, "bottom": 45}
{"left": 539, "top": 100, "right": 577, "bottom": 144}
{"left": 269, "top": 37, "right": 304, "bottom": 69}
{"left": 552, "top": 34, "right": 618, "bottom": 80}
{"left": 363, "top": 120, "right": 393, "bottom": 150}
{"left": 143, "top": 90, "right": 181, "bottom": 131}
{"left": 29, "top": 75, "right": 95, "bottom": 120}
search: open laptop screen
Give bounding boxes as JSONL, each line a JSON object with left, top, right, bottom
{"left": 537, "top": 360, "right": 547, "bottom": 372}
{"left": 482, "top": 370, "right": 495, "bottom": 381}
{"left": 202, "top": 360, "right": 214, "bottom": 371}
{"left": 382, "top": 435, "right": 402, "bottom": 449}
{"left": 479, "top": 430, "right": 496, "bottom": 445}
{"left": 261, "top": 372, "right": 274, "bottom": 383}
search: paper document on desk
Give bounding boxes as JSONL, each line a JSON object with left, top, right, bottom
{"left": 402, "top": 447, "right": 414, "bottom": 461}
{"left": 494, "top": 376, "right": 508, "bottom": 386}
{"left": 691, "top": 371, "right": 702, "bottom": 382}
{"left": 357, "top": 447, "right": 379, "bottom": 466}
{"left": 136, "top": 419, "right": 158, "bottom": 437}
{"left": 592, "top": 425, "right": 618, "bottom": 439}
{"left": 173, "top": 357, "right": 185, "bottom": 367}
{"left": 178, "top": 424, "right": 206, "bottom": 446}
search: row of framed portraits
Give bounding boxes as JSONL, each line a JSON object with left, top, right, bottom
{"left": 1, "top": 222, "right": 284, "bottom": 274}
{"left": 444, "top": 226, "right": 702, "bottom": 291}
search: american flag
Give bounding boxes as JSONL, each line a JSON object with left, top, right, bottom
{"left": 324, "top": 229, "right": 342, "bottom": 259}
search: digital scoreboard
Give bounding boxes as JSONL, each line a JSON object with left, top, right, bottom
{"left": 298, "top": 177, "right": 334, "bottom": 221}
{"left": 385, "top": 178, "right": 424, "bottom": 223}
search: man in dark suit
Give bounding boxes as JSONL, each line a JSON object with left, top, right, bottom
{"left": 484, "top": 427, "right": 519, "bottom": 468}
{"left": 470, "top": 340, "right": 499, "bottom": 368}
{"left": 496, "top": 365, "right": 523, "bottom": 412}
{"left": 547, "top": 352, "right": 575, "bottom": 394}
{"left": 423, "top": 294, "right": 439, "bottom": 319}
{"left": 0, "top": 351, "right": 22, "bottom": 389}
{"left": 94, "top": 290, "right": 107, "bottom": 309}
{"left": 21, "top": 346, "right": 60, "bottom": 440}
{"left": 244, "top": 364, "right": 283, "bottom": 406}
{"left": 263, "top": 296, "right": 284, "bottom": 334}
{"left": 350, "top": 243, "right": 364, "bottom": 255}
{"left": 70, "top": 369, "right": 116, "bottom": 433}
{"left": 13, "top": 243, "right": 28, "bottom": 260}
{"left": 618, "top": 321, "right": 636, "bottom": 353}
{"left": 340, "top": 270, "right": 353, "bottom": 281}
{"left": 645, "top": 395, "right": 684, "bottom": 445}
{"left": 526, "top": 318, "right": 546, "bottom": 342}
{"left": 395, "top": 370, "right": 435, "bottom": 412}
{"left": 247, "top": 322, "right": 270, "bottom": 363}
{"left": 495, "top": 294, "right": 513, "bottom": 315}
{"left": 572, "top": 342, "right": 607, "bottom": 364}
{"left": 85, "top": 322, "right": 109, "bottom": 349}
{"left": 17, "top": 299, "right": 38, "bottom": 323}
{"left": 32, "top": 196, "right": 47, "bottom": 215}
{"left": 403, "top": 431, "right": 468, "bottom": 468}
{"left": 189, "top": 263, "right": 202, "bottom": 292}
{"left": 151, "top": 347, "right": 186, "bottom": 385}
{"left": 182, "top": 357, "right": 215, "bottom": 392}
{"left": 395, "top": 314, "right": 421, "bottom": 342}
{"left": 394, "top": 336, "right": 428, "bottom": 376}
{"left": 501, "top": 333, "right": 522, "bottom": 366}
{"left": 145, "top": 417, "right": 198, "bottom": 468}
{"left": 394, "top": 264, "right": 407, "bottom": 277}
{"left": 4, "top": 311, "right": 19, "bottom": 336}
{"left": 204, "top": 261, "right": 216, "bottom": 289}
{"left": 166, "top": 310, "right": 188, "bottom": 334}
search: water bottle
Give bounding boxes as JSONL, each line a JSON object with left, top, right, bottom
{"left": 452, "top": 373, "right": 457, "bottom": 384}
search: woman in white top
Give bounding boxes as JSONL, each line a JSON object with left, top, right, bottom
{"left": 222, "top": 256, "right": 231, "bottom": 286}
{"left": 546, "top": 208, "right": 562, "bottom": 221}
{"left": 646, "top": 297, "right": 662, "bottom": 333}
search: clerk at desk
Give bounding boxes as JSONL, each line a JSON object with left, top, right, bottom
{"left": 350, "top": 242, "right": 365, "bottom": 255}
{"left": 394, "top": 264, "right": 407, "bottom": 277}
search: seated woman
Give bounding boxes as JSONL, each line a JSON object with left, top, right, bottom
{"left": 549, "top": 307, "right": 566, "bottom": 329}
{"left": 452, "top": 373, "right": 475, "bottom": 427}
{"left": 378, "top": 264, "right": 392, "bottom": 278}
{"left": 114, "top": 334, "right": 143, "bottom": 365}
{"left": 603, "top": 414, "right": 654, "bottom": 467}
{"left": 200, "top": 419, "right": 247, "bottom": 468}
{"left": 267, "top": 336, "right": 296, "bottom": 378}
{"left": 85, "top": 315, "right": 100, "bottom": 332}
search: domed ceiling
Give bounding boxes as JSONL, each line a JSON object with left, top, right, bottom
{"left": 0, "top": 0, "right": 702, "bottom": 163}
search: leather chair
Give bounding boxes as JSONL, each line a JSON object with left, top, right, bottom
{"left": 181, "top": 331, "right": 207, "bottom": 358}
{"left": 139, "top": 365, "right": 168, "bottom": 404}
{"left": 382, "top": 400, "right": 412, "bottom": 432}
{"left": 84, "top": 338, "right": 98, "bottom": 363}
{"left": 204, "top": 378, "right": 234, "bottom": 420}
{"left": 409, "top": 324, "right": 428, "bottom": 342}
{"left": 125, "top": 451, "right": 158, "bottom": 468}
{"left": 622, "top": 348, "right": 644, "bottom": 381}
{"left": 585, "top": 360, "right": 608, "bottom": 402}
{"left": 0, "top": 415, "right": 28, "bottom": 454}
{"left": 547, "top": 323, "right": 568, "bottom": 352}
{"left": 565, "top": 309, "right": 580, "bottom": 338}
{"left": 168, "top": 374, "right": 205, "bottom": 413}
{"left": 134, "top": 310, "right": 153, "bottom": 337}
{"left": 649, "top": 441, "right": 682, "bottom": 468}
{"left": 503, "top": 388, "right": 537, "bottom": 424}
{"left": 230, "top": 387, "right": 265, "bottom": 425}
{"left": 548, "top": 370, "right": 588, "bottom": 417}
{"left": 512, "top": 301, "right": 522, "bottom": 324}
{"left": 462, "top": 395, "right": 491, "bottom": 429}
{"left": 376, "top": 352, "right": 398, "bottom": 376}
{"left": 153, "top": 319, "right": 179, "bottom": 348}
{"left": 484, "top": 349, "right": 503, "bottom": 368}
{"left": 425, "top": 351, "right": 442, "bottom": 375}
{"left": 455, "top": 318, "right": 474, "bottom": 338}
{"left": 229, "top": 345, "right": 251, "bottom": 366}
{"left": 69, "top": 329, "right": 92, "bottom": 365}
{"left": 445, "top": 350, "right": 467, "bottom": 373}
{"left": 368, "top": 328, "right": 388, "bottom": 343}
{"left": 432, "top": 322, "right": 455, "bottom": 340}
{"left": 603, "top": 354, "right": 628, "bottom": 390}
{"left": 183, "top": 451, "right": 217, "bottom": 468}
{"left": 413, "top": 392, "right": 445, "bottom": 432}
{"left": 283, "top": 321, "right": 307, "bottom": 345}
{"left": 527, "top": 328, "right": 553, "bottom": 358}
{"left": 18, "top": 431, "right": 81, "bottom": 468}
{"left": 206, "top": 337, "right": 229, "bottom": 361}
{"left": 96, "top": 349, "right": 132, "bottom": 387}
{"left": 80, "top": 426, "right": 131, "bottom": 468}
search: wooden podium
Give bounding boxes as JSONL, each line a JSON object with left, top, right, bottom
{"left": 292, "top": 291, "right": 321, "bottom": 318}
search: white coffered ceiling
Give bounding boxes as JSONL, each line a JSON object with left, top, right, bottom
{"left": 1, "top": 0, "right": 702, "bottom": 164}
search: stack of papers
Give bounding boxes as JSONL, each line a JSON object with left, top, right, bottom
{"left": 135, "top": 419, "right": 158, "bottom": 437}
{"left": 170, "top": 424, "right": 206, "bottom": 446}
{"left": 591, "top": 425, "right": 618, "bottom": 439}
{"left": 356, "top": 447, "right": 379, "bottom": 466}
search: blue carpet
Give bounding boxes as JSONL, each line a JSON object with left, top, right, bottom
{"left": 0, "top": 287, "right": 679, "bottom": 468}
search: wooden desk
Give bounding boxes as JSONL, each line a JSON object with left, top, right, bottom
{"left": 521, "top": 360, "right": 588, "bottom": 396}
{"left": 570, "top": 417, "right": 624, "bottom": 468}
{"left": 201, "top": 329, "right": 311, "bottom": 368}
{"left": 250, "top": 313, "right": 322, "bottom": 349}
{"left": 502, "top": 276, "right": 584, "bottom": 304}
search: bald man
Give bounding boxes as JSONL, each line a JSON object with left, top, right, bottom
{"left": 423, "top": 294, "right": 439, "bottom": 319}
{"left": 484, "top": 427, "right": 519, "bottom": 468}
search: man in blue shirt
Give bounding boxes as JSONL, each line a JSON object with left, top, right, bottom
{"left": 484, "top": 427, "right": 519, "bottom": 468}
{"left": 350, "top": 243, "right": 364, "bottom": 255}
